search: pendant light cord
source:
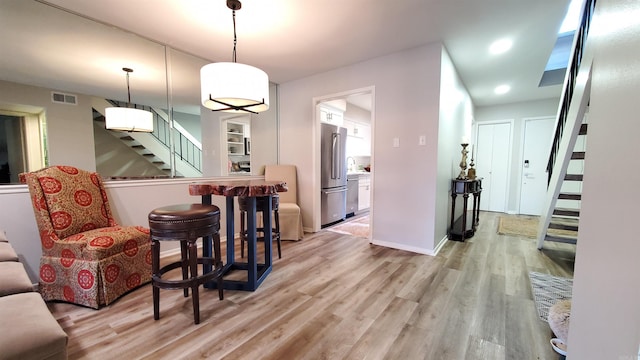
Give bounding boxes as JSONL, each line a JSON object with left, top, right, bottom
{"left": 232, "top": 9, "right": 237, "bottom": 63}
{"left": 125, "top": 71, "right": 131, "bottom": 105}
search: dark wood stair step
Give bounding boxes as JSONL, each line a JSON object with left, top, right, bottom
{"left": 564, "top": 174, "right": 583, "bottom": 181}
{"left": 544, "top": 234, "right": 577, "bottom": 245}
{"left": 571, "top": 151, "right": 585, "bottom": 160}
{"left": 142, "top": 153, "right": 155, "bottom": 157}
{"left": 553, "top": 207, "right": 580, "bottom": 217}
{"left": 120, "top": 135, "right": 134, "bottom": 141}
{"left": 549, "top": 217, "right": 579, "bottom": 231}
{"left": 579, "top": 123, "right": 588, "bottom": 135}
{"left": 558, "top": 192, "right": 582, "bottom": 200}
{"left": 131, "top": 145, "right": 145, "bottom": 149}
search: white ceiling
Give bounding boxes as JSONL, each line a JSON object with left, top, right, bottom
{"left": 1, "top": 0, "right": 572, "bottom": 111}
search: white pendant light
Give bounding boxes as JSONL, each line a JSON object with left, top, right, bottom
{"left": 105, "top": 68, "right": 153, "bottom": 132}
{"left": 200, "top": 0, "right": 269, "bottom": 114}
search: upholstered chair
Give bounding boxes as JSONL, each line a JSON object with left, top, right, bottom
{"left": 22, "top": 165, "right": 151, "bottom": 308}
{"left": 264, "top": 165, "right": 304, "bottom": 240}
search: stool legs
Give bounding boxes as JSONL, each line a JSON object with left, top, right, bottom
{"left": 152, "top": 239, "right": 160, "bottom": 321}
{"left": 152, "top": 236, "right": 223, "bottom": 325}
{"left": 188, "top": 239, "right": 200, "bottom": 324}
{"left": 213, "top": 232, "right": 224, "bottom": 300}
{"left": 240, "top": 208, "right": 282, "bottom": 259}
{"left": 180, "top": 241, "right": 189, "bottom": 297}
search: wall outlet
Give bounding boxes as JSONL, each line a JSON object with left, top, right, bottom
{"left": 393, "top": 137, "right": 400, "bottom": 148}
{"left": 419, "top": 135, "right": 426, "bottom": 145}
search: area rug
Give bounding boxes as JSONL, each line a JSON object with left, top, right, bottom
{"left": 497, "top": 216, "right": 577, "bottom": 239}
{"left": 327, "top": 216, "right": 370, "bottom": 238}
{"left": 528, "top": 271, "right": 573, "bottom": 321}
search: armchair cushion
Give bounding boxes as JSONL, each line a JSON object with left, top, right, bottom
{"left": 35, "top": 165, "right": 111, "bottom": 240}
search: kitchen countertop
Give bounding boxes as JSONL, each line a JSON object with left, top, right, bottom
{"left": 347, "top": 171, "right": 371, "bottom": 179}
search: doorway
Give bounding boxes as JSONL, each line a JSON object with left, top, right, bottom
{"left": 519, "top": 117, "right": 555, "bottom": 215}
{"left": 313, "top": 87, "right": 375, "bottom": 233}
{"left": 474, "top": 120, "right": 512, "bottom": 213}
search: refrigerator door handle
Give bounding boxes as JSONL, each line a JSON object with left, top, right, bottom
{"left": 331, "top": 132, "right": 341, "bottom": 180}
{"left": 322, "top": 188, "right": 348, "bottom": 195}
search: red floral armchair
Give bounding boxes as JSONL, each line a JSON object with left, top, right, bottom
{"left": 22, "top": 165, "right": 151, "bottom": 308}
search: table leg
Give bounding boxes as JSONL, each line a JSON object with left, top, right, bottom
{"left": 263, "top": 195, "right": 272, "bottom": 269}
{"left": 246, "top": 196, "right": 257, "bottom": 288}
{"left": 450, "top": 192, "right": 457, "bottom": 238}
{"left": 226, "top": 196, "right": 235, "bottom": 265}
{"left": 461, "top": 193, "right": 469, "bottom": 241}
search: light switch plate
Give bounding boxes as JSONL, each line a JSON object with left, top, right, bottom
{"left": 393, "top": 137, "right": 400, "bottom": 147}
{"left": 419, "top": 135, "right": 426, "bottom": 145}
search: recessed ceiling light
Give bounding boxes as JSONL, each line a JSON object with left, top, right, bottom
{"left": 494, "top": 85, "right": 511, "bottom": 95}
{"left": 489, "top": 39, "right": 513, "bottom": 55}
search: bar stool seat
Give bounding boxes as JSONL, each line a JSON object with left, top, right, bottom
{"left": 239, "top": 194, "right": 281, "bottom": 259}
{"left": 148, "top": 204, "right": 224, "bottom": 325}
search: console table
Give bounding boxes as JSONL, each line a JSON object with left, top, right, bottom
{"left": 189, "top": 180, "right": 287, "bottom": 291}
{"left": 449, "top": 178, "right": 482, "bottom": 241}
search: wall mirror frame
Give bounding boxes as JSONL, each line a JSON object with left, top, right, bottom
{"left": 0, "top": 0, "right": 279, "bottom": 184}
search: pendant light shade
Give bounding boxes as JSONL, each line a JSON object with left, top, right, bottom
{"left": 105, "top": 67, "right": 153, "bottom": 132}
{"left": 201, "top": 62, "right": 269, "bottom": 113}
{"left": 200, "top": 0, "right": 269, "bottom": 114}
{"left": 105, "top": 107, "right": 153, "bottom": 132}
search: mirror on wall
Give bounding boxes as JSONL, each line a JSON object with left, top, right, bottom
{"left": 0, "top": 0, "right": 278, "bottom": 184}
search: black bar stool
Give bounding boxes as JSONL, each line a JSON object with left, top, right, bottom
{"left": 148, "top": 204, "right": 224, "bottom": 325}
{"left": 239, "top": 195, "right": 281, "bottom": 259}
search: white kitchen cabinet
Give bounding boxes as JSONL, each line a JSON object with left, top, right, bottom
{"left": 344, "top": 119, "right": 371, "bottom": 156}
{"left": 319, "top": 105, "right": 344, "bottom": 126}
{"left": 358, "top": 175, "right": 371, "bottom": 211}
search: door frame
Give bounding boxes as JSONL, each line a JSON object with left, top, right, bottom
{"left": 472, "top": 119, "right": 514, "bottom": 213}
{"left": 518, "top": 116, "right": 556, "bottom": 215}
{"left": 311, "top": 86, "right": 376, "bottom": 232}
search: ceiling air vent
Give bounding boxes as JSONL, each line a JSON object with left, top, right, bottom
{"left": 51, "top": 91, "right": 77, "bottom": 105}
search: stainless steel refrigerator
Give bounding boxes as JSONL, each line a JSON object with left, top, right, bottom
{"left": 321, "top": 123, "right": 347, "bottom": 227}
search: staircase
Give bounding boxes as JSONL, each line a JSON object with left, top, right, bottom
{"left": 536, "top": 0, "right": 595, "bottom": 250}
{"left": 92, "top": 98, "right": 202, "bottom": 178}
{"left": 542, "top": 123, "right": 587, "bottom": 246}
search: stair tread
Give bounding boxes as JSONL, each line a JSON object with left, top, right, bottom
{"left": 564, "top": 174, "right": 583, "bottom": 181}
{"left": 545, "top": 234, "right": 577, "bottom": 245}
{"left": 553, "top": 208, "right": 580, "bottom": 217}
{"left": 558, "top": 192, "right": 582, "bottom": 200}
{"left": 550, "top": 216, "right": 579, "bottom": 225}
{"left": 571, "top": 151, "right": 585, "bottom": 160}
{"left": 579, "top": 123, "right": 588, "bottom": 135}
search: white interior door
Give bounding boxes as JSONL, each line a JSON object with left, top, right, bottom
{"left": 519, "top": 117, "right": 555, "bottom": 215}
{"left": 475, "top": 122, "right": 511, "bottom": 213}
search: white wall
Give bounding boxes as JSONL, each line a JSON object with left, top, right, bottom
{"left": 279, "top": 43, "right": 466, "bottom": 254}
{"left": 437, "top": 48, "right": 474, "bottom": 249}
{"left": 0, "top": 80, "right": 96, "bottom": 171}
{"left": 568, "top": 0, "right": 640, "bottom": 358}
{"left": 474, "top": 98, "right": 559, "bottom": 213}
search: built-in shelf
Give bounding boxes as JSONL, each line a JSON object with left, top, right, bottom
{"left": 222, "top": 117, "right": 251, "bottom": 175}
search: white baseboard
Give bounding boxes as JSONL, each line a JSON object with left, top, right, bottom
{"left": 370, "top": 238, "right": 436, "bottom": 256}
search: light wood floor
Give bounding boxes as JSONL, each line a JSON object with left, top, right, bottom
{"left": 48, "top": 211, "right": 575, "bottom": 360}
